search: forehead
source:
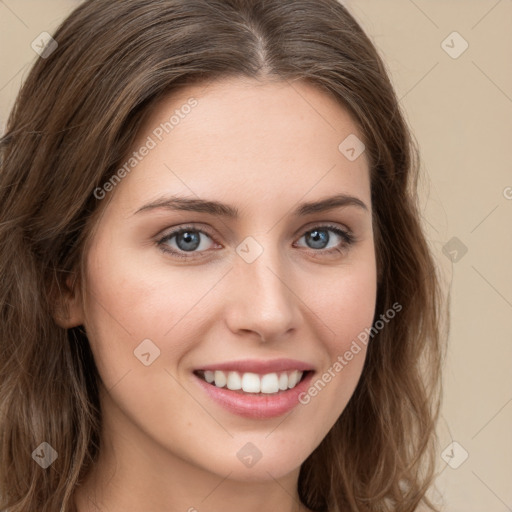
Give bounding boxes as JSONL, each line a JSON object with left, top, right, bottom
{"left": 112, "top": 77, "right": 371, "bottom": 216}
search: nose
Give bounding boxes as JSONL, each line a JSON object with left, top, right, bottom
{"left": 224, "top": 241, "right": 302, "bottom": 343}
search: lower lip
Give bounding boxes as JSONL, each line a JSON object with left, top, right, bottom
{"left": 194, "top": 372, "right": 314, "bottom": 419}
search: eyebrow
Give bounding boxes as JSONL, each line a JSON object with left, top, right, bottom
{"left": 134, "top": 193, "right": 369, "bottom": 217}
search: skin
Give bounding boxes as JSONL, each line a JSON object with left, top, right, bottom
{"left": 61, "top": 77, "right": 377, "bottom": 512}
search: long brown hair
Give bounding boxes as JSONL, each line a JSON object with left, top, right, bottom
{"left": 0, "top": 1, "right": 446, "bottom": 510}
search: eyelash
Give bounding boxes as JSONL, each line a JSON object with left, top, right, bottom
{"left": 156, "top": 224, "right": 356, "bottom": 260}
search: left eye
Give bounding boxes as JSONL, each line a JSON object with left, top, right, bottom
{"left": 295, "top": 226, "right": 354, "bottom": 252}
{"left": 157, "top": 224, "right": 354, "bottom": 259}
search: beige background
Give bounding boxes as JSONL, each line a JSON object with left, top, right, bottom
{"left": 1, "top": 1, "right": 511, "bottom": 510}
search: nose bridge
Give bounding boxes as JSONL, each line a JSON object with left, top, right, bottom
{"left": 228, "top": 234, "right": 299, "bottom": 339}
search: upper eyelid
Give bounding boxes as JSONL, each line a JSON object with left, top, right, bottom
{"left": 158, "top": 224, "right": 217, "bottom": 242}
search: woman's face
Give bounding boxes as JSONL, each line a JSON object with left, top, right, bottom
{"left": 73, "top": 77, "right": 377, "bottom": 487}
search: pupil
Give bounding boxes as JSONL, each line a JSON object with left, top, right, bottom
{"left": 308, "top": 229, "right": 328, "bottom": 249}
{"left": 178, "top": 231, "right": 200, "bottom": 251}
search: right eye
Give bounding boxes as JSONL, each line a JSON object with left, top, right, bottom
{"left": 157, "top": 225, "right": 220, "bottom": 259}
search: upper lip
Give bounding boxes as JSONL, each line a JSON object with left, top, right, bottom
{"left": 196, "top": 358, "right": 315, "bottom": 374}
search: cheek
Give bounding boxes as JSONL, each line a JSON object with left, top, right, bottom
{"left": 314, "top": 253, "right": 377, "bottom": 355}
{"left": 297, "top": 254, "right": 377, "bottom": 424}
{"left": 84, "top": 226, "right": 225, "bottom": 330}
{"left": 329, "top": 273, "right": 377, "bottom": 349}
{"left": 81, "top": 240, "right": 223, "bottom": 386}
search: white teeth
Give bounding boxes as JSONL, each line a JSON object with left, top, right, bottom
{"left": 260, "top": 373, "right": 279, "bottom": 394}
{"left": 242, "top": 372, "right": 261, "bottom": 393}
{"left": 200, "top": 370, "right": 305, "bottom": 394}
{"left": 226, "top": 371, "right": 242, "bottom": 390}
{"left": 288, "top": 370, "right": 300, "bottom": 389}
{"left": 214, "top": 370, "right": 226, "bottom": 388}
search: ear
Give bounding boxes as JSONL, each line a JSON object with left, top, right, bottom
{"left": 52, "top": 272, "right": 84, "bottom": 328}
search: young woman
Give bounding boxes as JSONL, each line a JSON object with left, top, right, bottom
{"left": 0, "top": 1, "right": 445, "bottom": 511}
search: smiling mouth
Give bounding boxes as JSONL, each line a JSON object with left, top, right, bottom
{"left": 194, "top": 369, "right": 311, "bottom": 395}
